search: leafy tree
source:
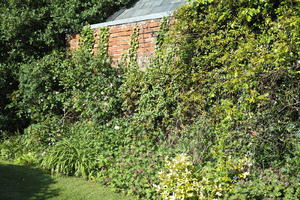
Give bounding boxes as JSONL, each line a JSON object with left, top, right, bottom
{"left": 0, "top": 0, "right": 133, "bottom": 63}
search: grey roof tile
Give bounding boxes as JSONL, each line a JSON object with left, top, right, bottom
{"left": 91, "top": 0, "right": 186, "bottom": 28}
{"left": 108, "top": 0, "right": 186, "bottom": 21}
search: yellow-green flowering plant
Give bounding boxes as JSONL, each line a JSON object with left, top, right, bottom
{"left": 155, "top": 154, "right": 202, "bottom": 200}
{"left": 156, "top": 154, "right": 251, "bottom": 200}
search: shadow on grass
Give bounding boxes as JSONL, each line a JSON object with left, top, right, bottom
{"left": 0, "top": 162, "right": 59, "bottom": 200}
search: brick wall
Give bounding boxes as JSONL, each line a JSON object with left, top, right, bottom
{"left": 68, "top": 34, "right": 81, "bottom": 51}
{"left": 68, "top": 18, "right": 163, "bottom": 67}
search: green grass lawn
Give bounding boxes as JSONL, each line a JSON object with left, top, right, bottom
{"left": 0, "top": 160, "right": 136, "bottom": 200}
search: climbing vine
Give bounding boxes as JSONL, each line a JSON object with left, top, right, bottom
{"left": 118, "top": 26, "right": 140, "bottom": 68}
{"left": 129, "top": 27, "right": 140, "bottom": 58}
{"left": 97, "top": 27, "right": 110, "bottom": 57}
{"left": 155, "top": 17, "right": 170, "bottom": 51}
{"left": 79, "top": 25, "right": 95, "bottom": 51}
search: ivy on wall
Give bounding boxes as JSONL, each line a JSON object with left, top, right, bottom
{"left": 121, "top": 26, "right": 140, "bottom": 69}
{"left": 80, "top": 25, "right": 95, "bottom": 51}
{"left": 155, "top": 17, "right": 170, "bottom": 51}
{"left": 97, "top": 27, "right": 110, "bottom": 57}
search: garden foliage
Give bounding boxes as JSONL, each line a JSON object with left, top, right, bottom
{"left": 0, "top": 0, "right": 133, "bottom": 135}
{"left": 0, "top": 0, "right": 300, "bottom": 199}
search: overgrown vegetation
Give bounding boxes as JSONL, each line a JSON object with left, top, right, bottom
{"left": 0, "top": 0, "right": 133, "bottom": 135}
{"left": 1, "top": 0, "right": 299, "bottom": 199}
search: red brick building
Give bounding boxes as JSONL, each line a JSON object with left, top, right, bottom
{"left": 69, "top": 0, "right": 186, "bottom": 66}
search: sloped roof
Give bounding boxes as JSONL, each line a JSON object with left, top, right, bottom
{"left": 91, "top": 0, "right": 186, "bottom": 29}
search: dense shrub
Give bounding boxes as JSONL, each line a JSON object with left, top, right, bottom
{"left": 230, "top": 168, "right": 300, "bottom": 199}
{"left": 0, "top": 63, "right": 26, "bottom": 135}
{"left": 167, "top": 0, "right": 300, "bottom": 166}
{"left": 15, "top": 49, "right": 122, "bottom": 124}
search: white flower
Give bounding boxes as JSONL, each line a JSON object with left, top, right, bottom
{"left": 114, "top": 125, "right": 121, "bottom": 130}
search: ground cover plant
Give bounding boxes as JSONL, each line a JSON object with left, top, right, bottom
{"left": 0, "top": 0, "right": 299, "bottom": 199}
